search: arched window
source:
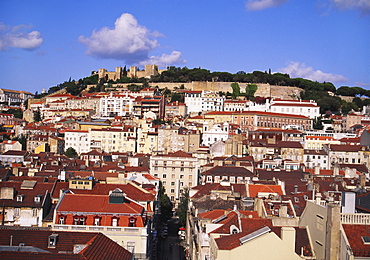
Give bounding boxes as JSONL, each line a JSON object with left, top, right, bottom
{"left": 111, "top": 216, "right": 119, "bottom": 227}
{"left": 129, "top": 217, "right": 137, "bottom": 227}
{"left": 58, "top": 215, "right": 65, "bottom": 225}
{"left": 94, "top": 216, "right": 101, "bottom": 226}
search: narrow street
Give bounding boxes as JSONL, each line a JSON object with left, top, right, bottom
{"left": 159, "top": 218, "right": 186, "bottom": 260}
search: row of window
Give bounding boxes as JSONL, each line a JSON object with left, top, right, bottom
{"left": 58, "top": 215, "right": 137, "bottom": 227}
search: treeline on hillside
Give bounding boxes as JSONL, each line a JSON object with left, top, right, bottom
{"left": 150, "top": 67, "right": 337, "bottom": 93}
{"left": 36, "top": 66, "right": 370, "bottom": 116}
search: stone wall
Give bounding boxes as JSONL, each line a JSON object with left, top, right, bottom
{"left": 90, "top": 81, "right": 304, "bottom": 100}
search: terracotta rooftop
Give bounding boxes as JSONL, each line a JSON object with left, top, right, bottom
{"left": 0, "top": 228, "right": 132, "bottom": 260}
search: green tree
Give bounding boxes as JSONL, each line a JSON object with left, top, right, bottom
{"left": 245, "top": 84, "right": 257, "bottom": 100}
{"left": 64, "top": 147, "right": 78, "bottom": 158}
{"left": 230, "top": 82, "right": 240, "bottom": 99}
{"left": 313, "top": 117, "right": 324, "bottom": 130}
{"left": 33, "top": 109, "right": 42, "bottom": 122}
{"left": 158, "top": 183, "right": 173, "bottom": 222}
{"left": 177, "top": 187, "right": 189, "bottom": 225}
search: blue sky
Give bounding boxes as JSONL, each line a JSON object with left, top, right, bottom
{"left": 1, "top": 0, "right": 369, "bottom": 94}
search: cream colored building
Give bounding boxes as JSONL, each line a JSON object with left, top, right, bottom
{"left": 64, "top": 95, "right": 101, "bottom": 113}
{"left": 209, "top": 227, "right": 303, "bottom": 260}
{"left": 343, "top": 113, "right": 362, "bottom": 131}
{"left": 157, "top": 125, "right": 201, "bottom": 154}
{"left": 150, "top": 151, "right": 198, "bottom": 204}
{"left": 89, "top": 126, "right": 137, "bottom": 153}
{"left": 136, "top": 119, "right": 158, "bottom": 154}
{"left": 304, "top": 135, "right": 341, "bottom": 150}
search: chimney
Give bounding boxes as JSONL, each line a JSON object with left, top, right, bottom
{"left": 314, "top": 166, "right": 320, "bottom": 175}
{"left": 333, "top": 164, "right": 339, "bottom": 176}
{"left": 281, "top": 227, "right": 296, "bottom": 251}
{"left": 279, "top": 205, "right": 288, "bottom": 218}
{"left": 359, "top": 174, "right": 366, "bottom": 189}
{"left": 325, "top": 203, "right": 341, "bottom": 260}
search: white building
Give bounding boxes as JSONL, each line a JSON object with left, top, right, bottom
{"left": 64, "top": 130, "right": 90, "bottom": 154}
{"left": 304, "top": 149, "right": 330, "bottom": 169}
{"left": 246, "top": 98, "right": 320, "bottom": 119}
{"left": 99, "top": 92, "right": 135, "bottom": 117}
{"left": 269, "top": 99, "right": 320, "bottom": 119}
{"left": 202, "top": 122, "right": 231, "bottom": 147}
{"left": 184, "top": 91, "right": 225, "bottom": 115}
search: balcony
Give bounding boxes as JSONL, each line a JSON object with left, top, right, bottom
{"left": 52, "top": 224, "right": 144, "bottom": 235}
{"left": 341, "top": 213, "right": 370, "bottom": 225}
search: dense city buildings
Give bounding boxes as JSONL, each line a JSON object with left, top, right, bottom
{"left": 0, "top": 70, "right": 370, "bottom": 259}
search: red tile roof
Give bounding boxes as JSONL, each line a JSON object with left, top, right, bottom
{"left": 0, "top": 228, "right": 132, "bottom": 260}
{"left": 248, "top": 184, "right": 284, "bottom": 197}
{"left": 343, "top": 224, "right": 370, "bottom": 257}
{"left": 57, "top": 193, "right": 144, "bottom": 217}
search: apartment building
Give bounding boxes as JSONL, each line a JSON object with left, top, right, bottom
{"left": 99, "top": 92, "right": 135, "bottom": 117}
{"left": 269, "top": 98, "right": 320, "bottom": 119}
{"left": 64, "top": 130, "right": 89, "bottom": 154}
{"left": 150, "top": 151, "right": 198, "bottom": 203}
{"left": 0, "top": 88, "right": 34, "bottom": 104}
{"left": 184, "top": 90, "right": 224, "bottom": 115}
{"left": 89, "top": 126, "right": 137, "bottom": 153}
{"left": 157, "top": 125, "right": 201, "bottom": 154}
{"left": 304, "top": 135, "right": 341, "bottom": 149}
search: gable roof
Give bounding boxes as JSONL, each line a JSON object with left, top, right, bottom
{"left": 0, "top": 228, "right": 132, "bottom": 260}
{"left": 57, "top": 193, "right": 144, "bottom": 216}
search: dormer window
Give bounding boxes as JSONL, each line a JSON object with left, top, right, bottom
{"left": 129, "top": 217, "right": 137, "bottom": 227}
{"left": 111, "top": 216, "right": 119, "bottom": 227}
{"left": 34, "top": 195, "right": 42, "bottom": 203}
{"left": 94, "top": 216, "right": 101, "bottom": 226}
{"left": 16, "top": 195, "right": 24, "bottom": 202}
{"left": 58, "top": 215, "right": 65, "bottom": 225}
{"left": 48, "top": 234, "right": 58, "bottom": 248}
{"left": 73, "top": 216, "right": 86, "bottom": 225}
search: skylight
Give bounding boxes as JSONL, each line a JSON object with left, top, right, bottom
{"left": 362, "top": 236, "right": 370, "bottom": 244}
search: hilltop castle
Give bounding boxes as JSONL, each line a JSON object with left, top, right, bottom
{"left": 95, "top": 65, "right": 167, "bottom": 81}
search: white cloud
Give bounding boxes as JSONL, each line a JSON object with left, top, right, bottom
{"left": 139, "top": 51, "right": 186, "bottom": 67}
{"left": 79, "top": 13, "right": 182, "bottom": 65}
{"left": 0, "top": 22, "right": 43, "bottom": 51}
{"left": 279, "top": 61, "right": 348, "bottom": 82}
{"left": 329, "top": 0, "right": 370, "bottom": 14}
{"left": 246, "top": 0, "right": 289, "bottom": 11}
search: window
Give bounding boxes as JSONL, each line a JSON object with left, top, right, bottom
{"left": 14, "top": 208, "right": 20, "bottom": 216}
{"left": 127, "top": 241, "right": 135, "bottom": 253}
{"left": 74, "top": 216, "right": 86, "bottom": 225}
{"left": 112, "top": 218, "right": 118, "bottom": 227}
{"left": 32, "top": 208, "right": 38, "bottom": 217}
{"left": 171, "top": 182, "right": 175, "bottom": 186}
{"left": 94, "top": 217, "right": 101, "bottom": 226}
{"left": 16, "top": 195, "right": 23, "bottom": 202}
{"left": 162, "top": 174, "right": 167, "bottom": 179}
{"left": 180, "top": 175, "right": 184, "bottom": 179}
{"left": 170, "top": 189, "right": 175, "bottom": 194}
{"left": 59, "top": 216, "right": 65, "bottom": 224}
{"left": 129, "top": 218, "right": 136, "bottom": 227}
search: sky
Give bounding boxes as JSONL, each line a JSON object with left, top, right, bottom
{"left": 0, "top": 0, "right": 369, "bottom": 94}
